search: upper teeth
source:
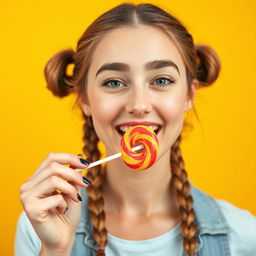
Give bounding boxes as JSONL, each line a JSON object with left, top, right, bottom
{"left": 118, "top": 125, "right": 159, "bottom": 132}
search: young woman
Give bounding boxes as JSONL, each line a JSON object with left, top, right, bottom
{"left": 15, "top": 3, "right": 256, "bottom": 256}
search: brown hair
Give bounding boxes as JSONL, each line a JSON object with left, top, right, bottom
{"left": 44, "top": 3, "right": 220, "bottom": 256}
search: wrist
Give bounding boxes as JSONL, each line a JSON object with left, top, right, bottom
{"left": 40, "top": 238, "right": 75, "bottom": 256}
{"left": 39, "top": 247, "right": 71, "bottom": 256}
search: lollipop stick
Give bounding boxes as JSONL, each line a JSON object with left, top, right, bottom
{"left": 75, "top": 144, "right": 143, "bottom": 172}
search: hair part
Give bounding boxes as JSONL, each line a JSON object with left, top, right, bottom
{"left": 44, "top": 3, "right": 221, "bottom": 256}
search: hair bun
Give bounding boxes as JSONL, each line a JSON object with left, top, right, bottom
{"left": 44, "top": 49, "right": 75, "bottom": 97}
{"left": 195, "top": 44, "right": 221, "bottom": 87}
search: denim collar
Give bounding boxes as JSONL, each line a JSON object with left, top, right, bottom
{"left": 76, "top": 181, "right": 231, "bottom": 251}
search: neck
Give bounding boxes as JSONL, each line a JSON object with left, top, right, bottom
{"left": 102, "top": 149, "right": 178, "bottom": 217}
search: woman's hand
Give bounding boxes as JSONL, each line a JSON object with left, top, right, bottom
{"left": 19, "top": 153, "right": 90, "bottom": 255}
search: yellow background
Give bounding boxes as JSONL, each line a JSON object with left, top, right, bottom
{"left": 1, "top": 0, "right": 256, "bottom": 255}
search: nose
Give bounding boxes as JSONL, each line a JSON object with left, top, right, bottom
{"left": 125, "top": 86, "right": 152, "bottom": 115}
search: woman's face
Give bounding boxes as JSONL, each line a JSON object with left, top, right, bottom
{"left": 80, "top": 25, "right": 196, "bottom": 159}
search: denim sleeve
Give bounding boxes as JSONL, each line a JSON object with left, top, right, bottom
{"left": 15, "top": 211, "right": 41, "bottom": 256}
{"left": 216, "top": 199, "right": 256, "bottom": 255}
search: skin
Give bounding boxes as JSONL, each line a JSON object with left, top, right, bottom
{"left": 80, "top": 25, "right": 197, "bottom": 239}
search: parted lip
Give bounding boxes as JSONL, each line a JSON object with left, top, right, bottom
{"left": 116, "top": 121, "right": 162, "bottom": 127}
{"left": 115, "top": 121, "right": 162, "bottom": 136}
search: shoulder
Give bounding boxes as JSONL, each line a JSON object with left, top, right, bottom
{"left": 191, "top": 184, "right": 256, "bottom": 233}
{"left": 191, "top": 184, "right": 256, "bottom": 254}
{"left": 215, "top": 199, "right": 256, "bottom": 232}
{"left": 215, "top": 199, "right": 256, "bottom": 254}
{"left": 15, "top": 211, "right": 41, "bottom": 255}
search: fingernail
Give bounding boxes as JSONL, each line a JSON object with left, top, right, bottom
{"left": 79, "top": 158, "right": 90, "bottom": 165}
{"left": 64, "top": 207, "right": 68, "bottom": 214}
{"left": 77, "top": 193, "right": 82, "bottom": 201}
{"left": 77, "top": 154, "right": 83, "bottom": 157}
{"left": 82, "top": 176, "right": 91, "bottom": 185}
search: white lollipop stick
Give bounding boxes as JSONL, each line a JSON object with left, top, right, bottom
{"left": 75, "top": 144, "right": 144, "bottom": 172}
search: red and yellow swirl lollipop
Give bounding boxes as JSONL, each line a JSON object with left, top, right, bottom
{"left": 120, "top": 125, "right": 159, "bottom": 170}
{"left": 73, "top": 125, "right": 159, "bottom": 173}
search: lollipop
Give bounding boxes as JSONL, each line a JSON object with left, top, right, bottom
{"left": 75, "top": 125, "right": 159, "bottom": 172}
{"left": 120, "top": 125, "right": 159, "bottom": 170}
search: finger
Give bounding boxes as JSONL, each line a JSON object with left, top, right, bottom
{"left": 23, "top": 162, "right": 90, "bottom": 192}
{"left": 29, "top": 152, "right": 89, "bottom": 179}
{"left": 56, "top": 204, "right": 68, "bottom": 215}
{"left": 52, "top": 191, "right": 70, "bottom": 215}
{"left": 28, "top": 194, "right": 67, "bottom": 221}
{"left": 62, "top": 184, "right": 83, "bottom": 218}
{"left": 30, "top": 175, "right": 82, "bottom": 202}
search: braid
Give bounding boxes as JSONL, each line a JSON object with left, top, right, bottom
{"left": 170, "top": 134, "right": 198, "bottom": 256}
{"left": 82, "top": 113, "right": 108, "bottom": 255}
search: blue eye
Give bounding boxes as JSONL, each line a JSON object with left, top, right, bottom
{"left": 153, "top": 77, "right": 175, "bottom": 87}
{"left": 102, "top": 79, "right": 125, "bottom": 88}
{"left": 102, "top": 77, "right": 175, "bottom": 89}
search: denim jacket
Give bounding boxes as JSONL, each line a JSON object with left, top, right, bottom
{"left": 72, "top": 182, "right": 231, "bottom": 256}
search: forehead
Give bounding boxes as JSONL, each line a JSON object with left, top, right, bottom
{"left": 89, "top": 25, "right": 186, "bottom": 76}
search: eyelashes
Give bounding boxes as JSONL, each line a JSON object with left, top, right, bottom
{"left": 101, "top": 77, "right": 176, "bottom": 89}
{"left": 102, "top": 79, "right": 124, "bottom": 88}
{"left": 154, "top": 77, "right": 175, "bottom": 87}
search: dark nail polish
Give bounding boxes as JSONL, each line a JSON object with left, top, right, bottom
{"left": 83, "top": 176, "right": 91, "bottom": 185}
{"left": 77, "top": 193, "right": 82, "bottom": 201}
{"left": 80, "top": 158, "right": 90, "bottom": 165}
{"left": 64, "top": 207, "right": 68, "bottom": 214}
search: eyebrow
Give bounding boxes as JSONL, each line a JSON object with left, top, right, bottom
{"left": 95, "top": 59, "right": 180, "bottom": 78}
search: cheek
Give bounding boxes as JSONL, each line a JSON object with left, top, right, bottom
{"left": 158, "top": 93, "right": 186, "bottom": 146}
{"left": 90, "top": 93, "right": 121, "bottom": 127}
{"left": 158, "top": 93, "right": 186, "bottom": 123}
